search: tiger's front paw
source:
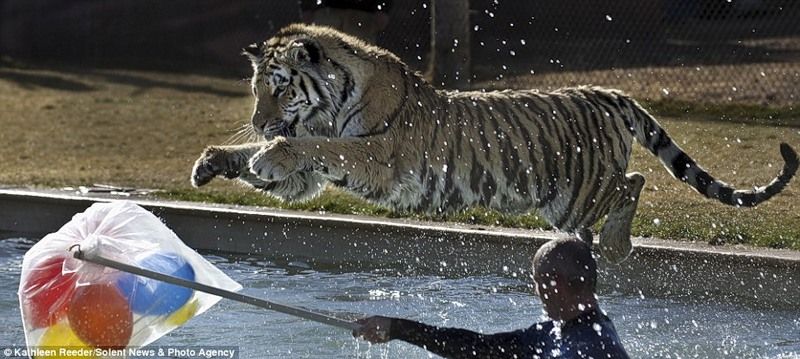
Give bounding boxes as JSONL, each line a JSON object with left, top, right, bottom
{"left": 191, "top": 147, "right": 244, "bottom": 187}
{"left": 249, "top": 137, "right": 307, "bottom": 182}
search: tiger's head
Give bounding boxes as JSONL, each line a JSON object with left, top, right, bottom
{"left": 242, "top": 24, "right": 370, "bottom": 140}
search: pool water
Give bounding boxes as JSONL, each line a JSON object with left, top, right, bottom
{"left": 2, "top": 238, "right": 798, "bottom": 358}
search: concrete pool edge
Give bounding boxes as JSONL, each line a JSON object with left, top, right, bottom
{"left": 1, "top": 187, "right": 799, "bottom": 309}
{"left": 1, "top": 187, "right": 797, "bottom": 262}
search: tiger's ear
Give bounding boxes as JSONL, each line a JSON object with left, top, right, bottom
{"left": 286, "top": 39, "right": 320, "bottom": 64}
{"left": 242, "top": 42, "right": 263, "bottom": 62}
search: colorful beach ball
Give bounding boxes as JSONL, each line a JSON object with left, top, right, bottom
{"left": 116, "top": 252, "right": 195, "bottom": 316}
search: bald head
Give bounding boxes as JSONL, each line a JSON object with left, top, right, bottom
{"left": 532, "top": 238, "right": 598, "bottom": 320}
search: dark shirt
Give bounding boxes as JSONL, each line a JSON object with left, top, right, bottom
{"left": 389, "top": 308, "right": 630, "bottom": 359}
{"left": 299, "top": 0, "right": 392, "bottom": 13}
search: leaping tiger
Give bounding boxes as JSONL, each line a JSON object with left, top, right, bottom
{"left": 191, "top": 24, "right": 798, "bottom": 263}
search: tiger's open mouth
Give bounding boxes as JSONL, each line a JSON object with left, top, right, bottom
{"left": 263, "top": 118, "right": 298, "bottom": 139}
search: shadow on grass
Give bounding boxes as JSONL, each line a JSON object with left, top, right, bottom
{"left": 0, "top": 63, "right": 246, "bottom": 98}
{"left": 645, "top": 99, "right": 800, "bottom": 128}
{"left": 85, "top": 70, "right": 245, "bottom": 98}
{"left": 0, "top": 68, "right": 95, "bottom": 92}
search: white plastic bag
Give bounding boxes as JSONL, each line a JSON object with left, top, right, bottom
{"left": 18, "top": 201, "right": 242, "bottom": 353}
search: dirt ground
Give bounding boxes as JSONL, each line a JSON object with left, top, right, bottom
{"left": 0, "top": 66, "right": 250, "bottom": 189}
{"left": 0, "top": 65, "right": 798, "bottom": 249}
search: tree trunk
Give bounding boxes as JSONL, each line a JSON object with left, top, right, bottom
{"left": 429, "top": 0, "right": 471, "bottom": 90}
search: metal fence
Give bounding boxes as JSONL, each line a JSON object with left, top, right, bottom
{"left": 462, "top": 0, "right": 800, "bottom": 106}
{"left": 2, "top": 0, "right": 798, "bottom": 105}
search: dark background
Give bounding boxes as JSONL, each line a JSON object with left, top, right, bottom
{"left": 2, "top": 0, "right": 799, "bottom": 100}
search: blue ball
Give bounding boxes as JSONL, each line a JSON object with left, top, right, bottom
{"left": 116, "top": 252, "right": 195, "bottom": 316}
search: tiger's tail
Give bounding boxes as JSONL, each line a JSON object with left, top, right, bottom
{"left": 620, "top": 96, "right": 798, "bottom": 207}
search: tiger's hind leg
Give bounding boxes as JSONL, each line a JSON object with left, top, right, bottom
{"left": 599, "top": 172, "right": 645, "bottom": 264}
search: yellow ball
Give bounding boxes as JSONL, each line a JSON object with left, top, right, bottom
{"left": 165, "top": 299, "right": 199, "bottom": 326}
{"left": 37, "top": 322, "right": 97, "bottom": 358}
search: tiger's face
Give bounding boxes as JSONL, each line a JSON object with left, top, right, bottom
{"left": 243, "top": 36, "right": 337, "bottom": 140}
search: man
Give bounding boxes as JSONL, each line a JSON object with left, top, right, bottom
{"left": 299, "top": 0, "right": 392, "bottom": 43}
{"left": 353, "top": 238, "right": 630, "bottom": 358}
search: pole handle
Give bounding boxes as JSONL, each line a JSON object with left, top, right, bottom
{"left": 70, "top": 245, "right": 360, "bottom": 331}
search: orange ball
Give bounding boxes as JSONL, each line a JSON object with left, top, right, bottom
{"left": 68, "top": 283, "right": 133, "bottom": 349}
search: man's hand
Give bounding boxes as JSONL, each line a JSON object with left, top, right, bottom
{"left": 352, "top": 316, "right": 394, "bottom": 343}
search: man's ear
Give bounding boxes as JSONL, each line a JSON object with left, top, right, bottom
{"left": 242, "top": 42, "right": 263, "bottom": 62}
{"left": 286, "top": 39, "right": 320, "bottom": 64}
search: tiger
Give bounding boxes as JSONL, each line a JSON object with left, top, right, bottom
{"left": 191, "top": 23, "right": 798, "bottom": 263}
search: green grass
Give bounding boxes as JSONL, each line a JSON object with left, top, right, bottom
{"left": 157, "top": 188, "right": 391, "bottom": 217}
{"left": 156, "top": 186, "right": 800, "bottom": 251}
{"left": 156, "top": 188, "right": 552, "bottom": 230}
{"left": 630, "top": 206, "right": 800, "bottom": 249}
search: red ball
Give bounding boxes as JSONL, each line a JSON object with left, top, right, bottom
{"left": 68, "top": 283, "right": 133, "bottom": 349}
{"left": 21, "top": 256, "right": 77, "bottom": 328}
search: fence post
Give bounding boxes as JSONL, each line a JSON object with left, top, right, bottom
{"left": 430, "top": 0, "right": 471, "bottom": 90}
